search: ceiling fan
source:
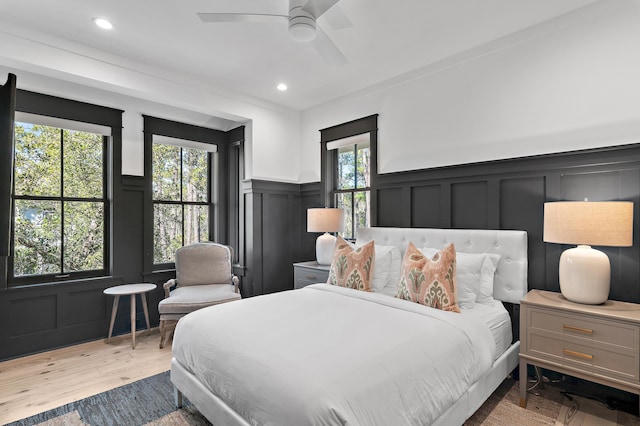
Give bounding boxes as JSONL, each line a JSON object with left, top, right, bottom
{"left": 197, "top": 0, "right": 348, "bottom": 66}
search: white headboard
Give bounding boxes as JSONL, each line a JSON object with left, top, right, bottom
{"left": 356, "top": 227, "right": 528, "bottom": 305}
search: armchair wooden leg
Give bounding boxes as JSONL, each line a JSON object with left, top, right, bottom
{"left": 159, "top": 320, "right": 166, "bottom": 349}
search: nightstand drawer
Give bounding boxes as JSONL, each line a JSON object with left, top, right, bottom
{"left": 529, "top": 307, "right": 639, "bottom": 351}
{"left": 293, "top": 262, "right": 330, "bottom": 289}
{"left": 529, "top": 333, "right": 639, "bottom": 381}
{"left": 295, "top": 268, "right": 328, "bottom": 284}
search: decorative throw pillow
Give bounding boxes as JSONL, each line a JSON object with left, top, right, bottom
{"left": 340, "top": 240, "right": 394, "bottom": 293}
{"left": 420, "top": 248, "right": 500, "bottom": 309}
{"left": 396, "top": 242, "right": 460, "bottom": 313}
{"left": 327, "top": 236, "right": 375, "bottom": 291}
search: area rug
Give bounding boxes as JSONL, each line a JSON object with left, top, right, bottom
{"left": 8, "top": 373, "right": 637, "bottom": 425}
{"left": 7, "top": 371, "right": 210, "bottom": 426}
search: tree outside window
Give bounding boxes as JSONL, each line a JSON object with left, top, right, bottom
{"left": 152, "top": 143, "right": 209, "bottom": 264}
{"left": 334, "top": 141, "right": 370, "bottom": 239}
{"left": 12, "top": 122, "right": 106, "bottom": 280}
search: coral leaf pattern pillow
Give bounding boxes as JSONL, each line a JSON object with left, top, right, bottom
{"left": 396, "top": 242, "right": 460, "bottom": 313}
{"left": 421, "top": 248, "right": 500, "bottom": 309}
{"left": 327, "top": 236, "right": 375, "bottom": 291}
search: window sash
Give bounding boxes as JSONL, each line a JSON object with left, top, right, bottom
{"left": 152, "top": 142, "right": 212, "bottom": 266}
{"left": 9, "top": 122, "right": 109, "bottom": 284}
{"left": 332, "top": 140, "right": 371, "bottom": 239}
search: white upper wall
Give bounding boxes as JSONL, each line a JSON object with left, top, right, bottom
{"left": 300, "top": 1, "right": 640, "bottom": 183}
{"left": 0, "top": 28, "right": 301, "bottom": 181}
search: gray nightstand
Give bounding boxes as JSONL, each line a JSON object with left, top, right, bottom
{"left": 519, "top": 289, "right": 640, "bottom": 412}
{"left": 293, "top": 261, "right": 331, "bottom": 289}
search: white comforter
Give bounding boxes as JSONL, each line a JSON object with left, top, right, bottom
{"left": 172, "top": 284, "right": 496, "bottom": 426}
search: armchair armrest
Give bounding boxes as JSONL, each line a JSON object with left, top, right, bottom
{"left": 163, "top": 279, "right": 177, "bottom": 298}
{"left": 232, "top": 275, "right": 240, "bottom": 294}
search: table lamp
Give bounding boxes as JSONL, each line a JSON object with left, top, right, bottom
{"left": 307, "top": 208, "right": 345, "bottom": 265}
{"left": 543, "top": 201, "right": 633, "bottom": 304}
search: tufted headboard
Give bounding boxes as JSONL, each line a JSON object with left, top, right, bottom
{"left": 356, "top": 227, "right": 528, "bottom": 305}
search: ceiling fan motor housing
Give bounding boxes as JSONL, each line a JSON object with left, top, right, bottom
{"left": 289, "top": 4, "right": 317, "bottom": 42}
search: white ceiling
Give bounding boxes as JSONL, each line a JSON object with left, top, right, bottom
{"left": 0, "top": 0, "right": 600, "bottom": 111}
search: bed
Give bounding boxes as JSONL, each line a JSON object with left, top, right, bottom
{"left": 170, "top": 227, "right": 528, "bottom": 425}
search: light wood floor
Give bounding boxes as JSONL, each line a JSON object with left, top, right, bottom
{"left": 0, "top": 327, "right": 172, "bottom": 425}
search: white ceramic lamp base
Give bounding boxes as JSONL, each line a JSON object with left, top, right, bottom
{"left": 316, "top": 233, "right": 337, "bottom": 265}
{"left": 559, "top": 245, "right": 610, "bottom": 304}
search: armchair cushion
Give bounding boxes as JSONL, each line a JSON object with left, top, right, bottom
{"left": 158, "top": 284, "right": 241, "bottom": 315}
{"left": 176, "top": 242, "right": 233, "bottom": 286}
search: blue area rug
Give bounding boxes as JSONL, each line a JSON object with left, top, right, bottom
{"left": 7, "top": 371, "right": 210, "bottom": 425}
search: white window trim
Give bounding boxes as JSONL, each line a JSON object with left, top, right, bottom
{"left": 326, "top": 133, "right": 370, "bottom": 151}
{"left": 152, "top": 134, "right": 218, "bottom": 153}
{"left": 15, "top": 112, "right": 112, "bottom": 136}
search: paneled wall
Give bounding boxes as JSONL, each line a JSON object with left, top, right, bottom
{"left": 241, "top": 180, "right": 320, "bottom": 297}
{"left": 374, "top": 144, "right": 640, "bottom": 303}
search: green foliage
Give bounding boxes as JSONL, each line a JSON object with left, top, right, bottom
{"left": 14, "top": 123, "right": 61, "bottom": 196}
{"left": 152, "top": 144, "right": 209, "bottom": 264}
{"left": 335, "top": 142, "right": 370, "bottom": 239}
{"left": 13, "top": 123, "right": 105, "bottom": 278}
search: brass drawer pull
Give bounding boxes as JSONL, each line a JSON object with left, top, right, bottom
{"left": 563, "top": 325, "right": 593, "bottom": 334}
{"left": 306, "top": 275, "right": 317, "bottom": 280}
{"left": 563, "top": 348, "right": 593, "bottom": 361}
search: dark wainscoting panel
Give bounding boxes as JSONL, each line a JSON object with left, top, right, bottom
{"left": 451, "top": 181, "right": 488, "bottom": 229}
{"left": 300, "top": 182, "right": 322, "bottom": 263}
{"left": 10, "top": 294, "right": 57, "bottom": 336}
{"left": 374, "top": 143, "right": 640, "bottom": 303}
{"left": 377, "top": 188, "right": 404, "bottom": 228}
{"left": 0, "top": 276, "right": 123, "bottom": 359}
{"left": 242, "top": 180, "right": 321, "bottom": 297}
{"left": 411, "top": 185, "right": 442, "bottom": 228}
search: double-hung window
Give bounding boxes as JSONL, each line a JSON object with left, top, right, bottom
{"left": 332, "top": 136, "right": 371, "bottom": 239}
{"left": 320, "top": 115, "right": 377, "bottom": 241}
{"left": 151, "top": 136, "right": 212, "bottom": 265}
{"left": 11, "top": 115, "right": 109, "bottom": 283}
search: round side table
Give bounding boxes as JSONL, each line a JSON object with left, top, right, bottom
{"left": 104, "top": 283, "right": 156, "bottom": 349}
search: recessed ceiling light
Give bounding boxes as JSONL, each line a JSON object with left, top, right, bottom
{"left": 93, "top": 18, "right": 113, "bottom": 30}
{"left": 277, "top": 83, "right": 288, "bottom": 91}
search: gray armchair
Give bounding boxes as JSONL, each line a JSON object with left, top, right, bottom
{"left": 158, "top": 242, "right": 241, "bottom": 348}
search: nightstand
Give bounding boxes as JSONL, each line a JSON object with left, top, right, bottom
{"left": 519, "top": 289, "right": 640, "bottom": 413}
{"left": 293, "top": 261, "right": 331, "bottom": 289}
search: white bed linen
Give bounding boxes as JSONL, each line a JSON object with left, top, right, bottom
{"left": 460, "top": 301, "right": 512, "bottom": 359}
{"left": 173, "top": 284, "right": 496, "bottom": 426}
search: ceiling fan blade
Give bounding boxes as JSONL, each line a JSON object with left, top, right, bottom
{"left": 320, "top": 4, "right": 352, "bottom": 30}
{"left": 197, "top": 13, "right": 287, "bottom": 24}
{"left": 302, "top": 0, "right": 339, "bottom": 19}
{"left": 313, "top": 26, "right": 347, "bottom": 66}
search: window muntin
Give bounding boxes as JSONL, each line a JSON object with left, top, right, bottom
{"left": 11, "top": 122, "right": 107, "bottom": 281}
{"left": 152, "top": 142, "right": 210, "bottom": 265}
{"left": 333, "top": 140, "right": 370, "bottom": 239}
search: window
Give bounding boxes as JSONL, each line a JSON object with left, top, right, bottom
{"left": 320, "top": 115, "right": 378, "bottom": 240}
{"left": 152, "top": 137, "right": 211, "bottom": 265}
{"left": 333, "top": 137, "right": 370, "bottom": 239}
{"left": 11, "top": 121, "right": 107, "bottom": 282}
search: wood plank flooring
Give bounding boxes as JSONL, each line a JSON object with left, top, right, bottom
{"left": 0, "top": 328, "right": 172, "bottom": 425}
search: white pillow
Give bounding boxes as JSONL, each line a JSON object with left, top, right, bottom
{"left": 477, "top": 253, "right": 500, "bottom": 305}
{"left": 377, "top": 245, "right": 402, "bottom": 296}
{"left": 420, "top": 247, "right": 500, "bottom": 308}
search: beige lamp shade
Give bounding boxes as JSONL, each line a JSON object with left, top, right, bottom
{"left": 307, "top": 208, "right": 345, "bottom": 233}
{"left": 544, "top": 201, "right": 633, "bottom": 247}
